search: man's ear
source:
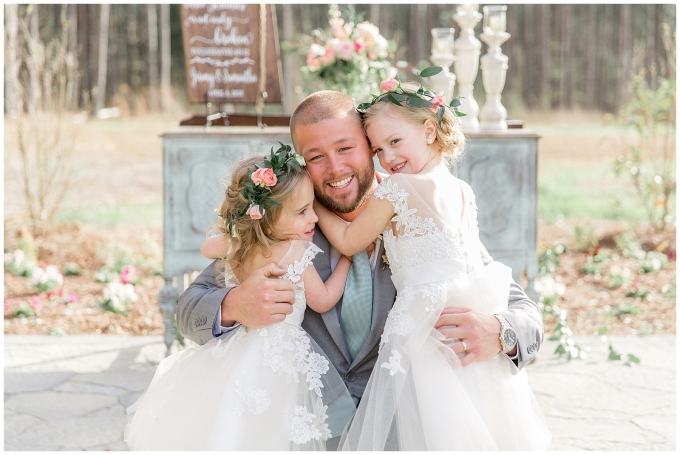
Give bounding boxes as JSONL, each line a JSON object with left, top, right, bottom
{"left": 423, "top": 118, "right": 438, "bottom": 143}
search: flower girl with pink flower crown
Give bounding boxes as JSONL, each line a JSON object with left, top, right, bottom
{"left": 125, "top": 146, "right": 355, "bottom": 451}
{"left": 314, "top": 72, "right": 552, "bottom": 450}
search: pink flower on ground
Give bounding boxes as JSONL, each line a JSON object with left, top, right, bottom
{"left": 4, "top": 299, "right": 19, "bottom": 316}
{"left": 30, "top": 296, "right": 42, "bottom": 312}
{"left": 246, "top": 205, "right": 264, "bottom": 220}
{"left": 67, "top": 294, "right": 78, "bottom": 304}
{"left": 251, "top": 168, "right": 277, "bottom": 187}
{"left": 354, "top": 38, "right": 367, "bottom": 54}
{"left": 380, "top": 78, "right": 399, "bottom": 91}
{"left": 335, "top": 39, "right": 355, "bottom": 60}
{"left": 429, "top": 92, "right": 446, "bottom": 112}
{"left": 120, "top": 265, "right": 137, "bottom": 285}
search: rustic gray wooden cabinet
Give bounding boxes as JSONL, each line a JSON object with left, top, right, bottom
{"left": 160, "top": 127, "right": 539, "bottom": 354}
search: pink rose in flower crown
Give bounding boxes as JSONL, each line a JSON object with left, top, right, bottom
{"left": 335, "top": 39, "right": 355, "bottom": 60}
{"left": 246, "top": 205, "right": 264, "bottom": 220}
{"left": 251, "top": 168, "right": 277, "bottom": 187}
{"left": 430, "top": 91, "right": 446, "bottom": 112}
{"left": 380, "top": 78, "right": 399, "bottom": 92}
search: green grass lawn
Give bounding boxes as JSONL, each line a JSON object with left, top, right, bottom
{"left": 537, "top": 161, "right": 671, "bottom": 224}
{"left": 55, "top": 202, "right": 163, "bottom": 227}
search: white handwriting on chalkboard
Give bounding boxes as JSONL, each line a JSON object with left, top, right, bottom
{"left": 190, "top": 67, "right": 258, "bottom": 89}
{"left": 188, "top": 56, "right": 255, "bottom": 67}
{"left": 183, "top": 4, "right": 248, "bottom": 13}
{"left": 190, "top": 47, "right": 251, "bottom": 58}
{"left": 190, "top": 26, "right": 254, "bottom": 46}
{"left": 183, "top": 12, "right": 249, "bottom": 29}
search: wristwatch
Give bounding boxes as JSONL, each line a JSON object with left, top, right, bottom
{"left": 493, "top": 314, "right": 517, "bottom": 354}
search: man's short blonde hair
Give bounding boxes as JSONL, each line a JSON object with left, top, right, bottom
{"left": 289, "top": 91, "right": 362, "bottom": 150}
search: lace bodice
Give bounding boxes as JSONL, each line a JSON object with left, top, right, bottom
{"left": 222, "top": 241, "right": 321, "bottom": 327}
{"left": 373, "top": 166, "right": 491, "bottom": 290}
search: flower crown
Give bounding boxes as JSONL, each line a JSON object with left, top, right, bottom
{"left": 225, "top": 143, "right": 306, "bottom": 237}
{"left": 356, "top": 66, "right": 465, "bottom": 126}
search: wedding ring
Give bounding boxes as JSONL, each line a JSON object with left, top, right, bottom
{"left": 461, "top": 340, "right": 468, "bottom": 352}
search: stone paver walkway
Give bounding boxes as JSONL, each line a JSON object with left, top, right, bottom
{"left": 4, "top": 334, "right": 676, "bottom": 450}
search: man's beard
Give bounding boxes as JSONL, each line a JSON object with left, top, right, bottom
{"left": 314, "top": 165, "right": 375, "bottom": 214}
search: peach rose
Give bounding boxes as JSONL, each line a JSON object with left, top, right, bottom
{"left": 380, "top": 78, "right": 399, "bottom": 91}
{"left": 319, "top": 46, "right": 336, "bottom": 66}
{"left": 246, "top": 205, "right": 264, "bottom": 220}
{"left": 251, "top": 168, "right": 277, "bottom": 187}
{"left": 354, "top": 37, "right": 367, "bottom": 54}
{"left": 429, "top": 91, "right": 446, "bottom": 112}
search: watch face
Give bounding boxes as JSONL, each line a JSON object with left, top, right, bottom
{"left": 503, "top": 329, "right": 517, "bottom": 347}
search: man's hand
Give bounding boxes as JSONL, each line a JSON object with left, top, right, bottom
{"left": 221, "top": 263, "right": 295, "bottom": 328}
{"left": 435, "top": 307, "right": 511, "bottom": 367}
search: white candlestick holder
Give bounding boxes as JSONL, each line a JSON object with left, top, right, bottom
{"left": 454, "top": 9, "right": 483, "bottom": 132}
{"left": 479, "top": 31, "right": 510, "bottom": 131}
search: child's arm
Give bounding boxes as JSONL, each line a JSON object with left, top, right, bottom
{"left": 200, "top": 234, "right": 231, "bottom": 259}
{"left": 302, "top": 255, "right": 352, "bottom": 313}
{"left": 314, "top": 195, "right": 394, "bottom": 257}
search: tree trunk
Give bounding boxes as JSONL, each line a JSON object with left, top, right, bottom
{"left": 615, "top": 4, "right": 630, "bottom": 112}
{"left": 28, "top": 4, "right": 41, "bottom": 113}
{"left": 95, "top": 3, "right": 110, "bottom": 112}
{"left": 645, "top": 4, "right": 656, "bottom": 89}
{"left": 281, "top": 4, "right": 296, "bottom": 113}
{"left": 584, "top": 4, "right": 597, "bottom": 109}
{"left": 369, "top": 4, "right": 380, "bottom": 26}
{"left": 160, "top": 3, "right": 171, "bottom": 112}
{"left": 147, "top": 4, "right": 159, "bottom": 111}
{"left": 4, "top": 4, "right": 22, "bottom": 115}
{"left": 538, "top": 4, "right": 550, "bottom": 110}
{"left": 560, "top": 4, "right": 572, "bottom": 108}
{"left": 68, "top": 4, "right": 78, "bottom": 110}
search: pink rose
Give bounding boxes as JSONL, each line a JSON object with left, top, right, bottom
{"left": 335, "top": 39, "right": 355, "bottom": 60}
{"left": 319, "top": 46, "right": 336, "bottom": 66}
{"left": 429, "top": 92, "right": 446, "bottom": 112}
{"left": 380, "top": 78, "right": 399, "bottom": 91}
{"left": 246, "top": 205, "right": 264, "bottom": 220}
{"left": 354, "top": 38, "right": 367, "bottom": 54}
{"left": 251, "top": 168, "right": 277, "bottom": 187}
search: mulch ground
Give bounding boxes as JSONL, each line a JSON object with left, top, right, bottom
{"left": 3, "top": 218, "right": 676, "bottom": 337}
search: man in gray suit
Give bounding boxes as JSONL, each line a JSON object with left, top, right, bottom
{"left": 177, "top": 90, "right": 543, "bottom": 448}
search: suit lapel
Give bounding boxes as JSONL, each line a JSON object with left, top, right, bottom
{"left": 350, "top": 240, "right": 396, "bottom": 367}
{"left": 313, "top": 229, "right": 352, "bottom": 363}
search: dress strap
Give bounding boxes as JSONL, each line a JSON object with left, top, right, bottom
{"left": 279, "top": 240, "right": 322, "bottom": 282}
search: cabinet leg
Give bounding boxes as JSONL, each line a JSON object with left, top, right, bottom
{"left": 158, "top": 277, "right": 179, "bottom": 357}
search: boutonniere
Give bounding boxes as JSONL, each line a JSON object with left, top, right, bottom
{"left": 381, "top": 254, "right": 390, "bottom": 270}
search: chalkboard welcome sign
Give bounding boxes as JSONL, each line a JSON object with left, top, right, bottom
{"left": 180, "top": 4, "right": 283, "bottom": 104}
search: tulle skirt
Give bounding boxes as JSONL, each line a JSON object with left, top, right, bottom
{"left": 339, "top": 261, "right": 552, "bottom": 450}
{"left": 125, "top": 323, "right": 355, "bottom": 451}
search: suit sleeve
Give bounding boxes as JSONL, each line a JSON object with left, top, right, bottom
{"left": 497, "top": 281, "right": 543, "bottom": 373}
{"left": 177, "top": 260, "right": 233, "bottom": 345}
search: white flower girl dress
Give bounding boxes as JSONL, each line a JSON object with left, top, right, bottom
{"left": 339, "top": 166, "right": 551, "bottom": 450}
{"left": 125, "top": 241, "right": 354, "bottom": 450}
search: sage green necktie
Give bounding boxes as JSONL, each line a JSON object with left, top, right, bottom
{"left": 340, "top": 250, "right": 373, "bottom": 361}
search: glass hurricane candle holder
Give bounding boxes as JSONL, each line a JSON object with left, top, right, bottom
{"left": 431, "top": 28, "right": 455, "bottom": 57}
{"left": 483, "top": 5, "right": 507, "bottom": 35}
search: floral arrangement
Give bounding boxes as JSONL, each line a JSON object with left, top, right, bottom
{"left": 29, "top": 264, "right": 64, "bottom": 293}
{"left": 97, "top": 281, "right": 139, "bottom": 315}
{"left": 285, "top": 5, "right": 396, "bottom": 101}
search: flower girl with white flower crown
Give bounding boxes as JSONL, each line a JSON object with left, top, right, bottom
{"left": 314, "top": 73, "right": 552, "bottom": 450}
{"left": 125, "top": 146, "right": 355, "bottom": 450}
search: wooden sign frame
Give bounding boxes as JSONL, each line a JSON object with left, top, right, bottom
{"left": 180, "top": 4, "right": 283, "bottom": 105}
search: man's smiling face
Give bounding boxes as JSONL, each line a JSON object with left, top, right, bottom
{"left": 294, "top": 113, "right": 375, "bottom": 217}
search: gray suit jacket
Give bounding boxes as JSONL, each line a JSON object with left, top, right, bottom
{"left": 177, "top": 227, "right": 544, "bottom": 399}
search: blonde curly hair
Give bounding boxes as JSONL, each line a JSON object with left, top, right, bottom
{"left": 362, "top": 82, "right": 466, "bottom": 162}
{"left": 213, "top": 155, "right": 309, "bottom": 283}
